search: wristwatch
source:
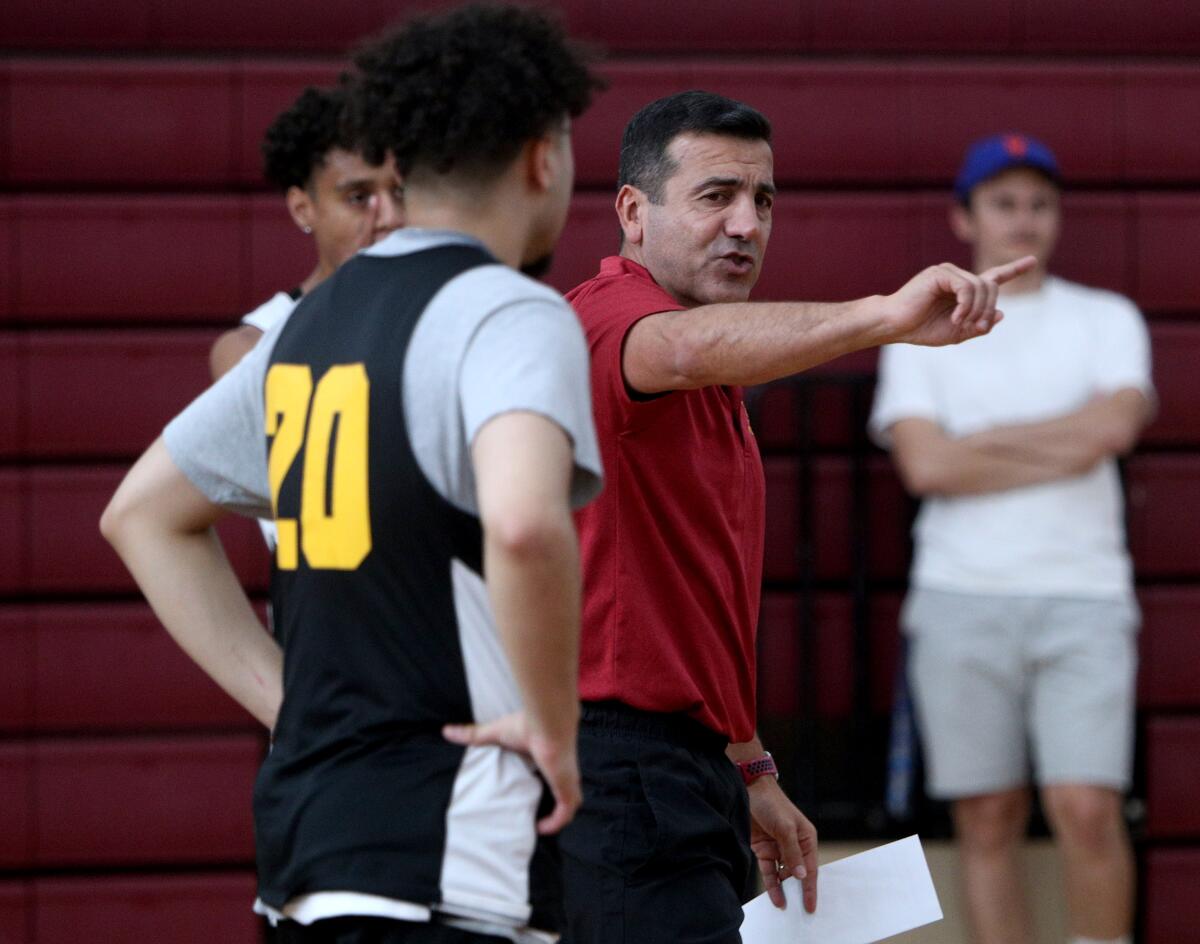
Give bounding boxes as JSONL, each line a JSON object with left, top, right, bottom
{"left": 734, "top": 751, "right": 779, "bottom": 785}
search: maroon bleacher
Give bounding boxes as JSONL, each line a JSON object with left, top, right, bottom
{"left": 758, "top": 592, "right": 903, "bottom": 721}
{"left": 0, "top": 336, "right": 17, "bottom": 450}
{"left": 1143, "top": 323, "right": 1200, "bottom": 445}
{"left": 0, "top": 603, "right": 258, "bottom": 734}
{"left": 0, "top": 736, "right": 260, "bottom": 871}
{"left": 18, "top": 331, "right": 214, "bottom": 458}
{"left": 1136, "top": 193, "right": 1200, "bottom": 314}
{"left": 6, "top": 60, "right": 239, "bottom": 188}
{"left": 30, "top": 873, "right": 260, "bottom": 944}
{"left": 1145, "top": 718, "right": 1200, "bottom": 839}
{"left": 0, "top": 882, "right": 29, "bottom": 944}
{"left": 0, "top": 743, "right": 33, "bottom": 869}
{"left": 14, "top": 466, "right": 269, "bottom": 594}
{"left": 1126, "top": 456, "right": 1200, "bottom": 578}
{"left": 0, "top": 469, "right": 24, "bottom": 593}
{"left": 0, "top": 201, "right": 13, "bottom": 316}
{"left": 1144, "top": 849, "right": 1200, "bottom": 944}
{"left": 762, "top": 456, "right": 911, "bottom": 582}
{"left": 3, "top": 9, "right": 1199, "bottom": 942}
{"left": 1138, "top": 588, "right": 1200, "bottom": 710}
{"left": 6, "top": 191, "right": 1200, "bottom": 323}
{"left": 7, "top": 59, "right": 1200, "bottom": 191}
{"left": 5, "top": 0, "right": 1200, "bottom": 54}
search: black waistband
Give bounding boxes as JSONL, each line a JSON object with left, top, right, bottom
{"left": 580, "top": 700, "right": 729, "bottom": 753}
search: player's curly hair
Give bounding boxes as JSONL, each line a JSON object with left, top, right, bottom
{"left": 349, "top": 3, "right": 603, "bottom": 181}
{"left": 261, "top": 85, "right": 361, "bottom": 191}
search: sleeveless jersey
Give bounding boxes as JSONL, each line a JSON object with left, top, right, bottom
{"left": 254, "top": 244, "right": 560, "bottom": 931}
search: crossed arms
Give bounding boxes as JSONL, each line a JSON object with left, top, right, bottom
{"left": 887, "top": 387, "right": 1152, "bottom": 497}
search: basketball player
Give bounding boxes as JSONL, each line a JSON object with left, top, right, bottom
{"left": 101, "top": 6, "right": 603, "bottom": 942}
{"left": 209, "top": 84, "right": 405, "bottom": 381}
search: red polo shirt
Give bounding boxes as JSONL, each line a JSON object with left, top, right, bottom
{"left": 567, "top": 256, "right": 765, "bottom": 743}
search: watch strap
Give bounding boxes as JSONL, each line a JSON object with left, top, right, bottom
{"left": 735, "top": 751, "right": 779, "bottom": 785}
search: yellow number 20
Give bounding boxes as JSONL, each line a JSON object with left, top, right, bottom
{"left": 265, "top": 363, "right": 372, "bottom": 571}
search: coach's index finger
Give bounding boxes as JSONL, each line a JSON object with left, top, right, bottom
{"left": 981, "top": 254, "right": 1038, "bottom": 285}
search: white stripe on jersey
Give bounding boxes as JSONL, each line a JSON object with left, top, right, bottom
{"left": 440, "top": 559, "right": 544, "bottom": 923}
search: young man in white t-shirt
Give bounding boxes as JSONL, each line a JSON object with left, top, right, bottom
{"left": 208, "top": 84, "right": 406, "bottom": 381}
{"left": 870, "top": 134, "right": 1154, "bottom": 944}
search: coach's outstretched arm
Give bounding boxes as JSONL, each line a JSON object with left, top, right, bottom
{"left": 100, "top": 438, "right": 284, "bottom": 729}
{"left": 445, "top": 410, "right": 584, "bottom": 836}
{"left": 623, "top": 256, "right": 1036, "bottom": 394}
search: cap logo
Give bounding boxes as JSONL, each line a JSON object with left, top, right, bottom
{"left": 1003, "top": 134, "right": 1028, "bottom": 157}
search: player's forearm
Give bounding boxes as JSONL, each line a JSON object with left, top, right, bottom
{"left": 484, "top": 513, "right": 581, "bottom": 742}
{"left": 103, "top": 517, "right": 283, "bottom": 729}
{"left": 100, "top": 439, "right": 283, "bottom": 729}
{"left": 631, "top": 296, "right": 890, "bottom": 391}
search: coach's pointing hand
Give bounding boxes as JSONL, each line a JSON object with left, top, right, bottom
{"left": 880, "top": 255, "right": 1037, "bottom": 347}
{"left": 444, "top": 711, "right": 583, "bottom": 835}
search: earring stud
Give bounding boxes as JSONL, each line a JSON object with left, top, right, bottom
{"left": 302, "top": 225, "right": 312, "bottom": 234}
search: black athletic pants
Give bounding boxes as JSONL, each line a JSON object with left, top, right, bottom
{"left": 559, "top": 701, "right": 755, "bottom": 944}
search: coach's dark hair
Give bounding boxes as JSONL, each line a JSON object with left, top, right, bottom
{"left": 349, "top": 4, "right": 602, "bottom": 182}
{"left": 261, "top": 86, "right": 361, "bottom": 192}
{"left": 618, "top": 91, "right": 772, "bottom": 202}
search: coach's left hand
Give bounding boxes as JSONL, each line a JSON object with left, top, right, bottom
{"left": 747, "top": 777, "right": 818, "bottom": 912}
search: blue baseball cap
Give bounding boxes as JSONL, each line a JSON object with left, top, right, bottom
{"left": 954, "top": 133, "right": 1061, "bottom": 204}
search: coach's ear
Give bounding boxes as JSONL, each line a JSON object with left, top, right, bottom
{"left": 616, "top": 184, "right": 646, "bottom": 247}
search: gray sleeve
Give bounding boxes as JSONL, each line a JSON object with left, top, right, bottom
{"left": 403, "top": 266, "right": 602, "bottom": 515}
{"left": 162, "top": 332, "right": 273, "bottom": 518}
{"left": 459, "top": 298, "right": 602, "bottom": 510}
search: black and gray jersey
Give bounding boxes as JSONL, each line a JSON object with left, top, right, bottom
{"left": 256, "top": 242, "right": 557, "bottom": 932}
{"left": 163, "top": 227, "right": 601, "bottom": 936}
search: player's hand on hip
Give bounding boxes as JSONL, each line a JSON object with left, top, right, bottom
{"left": 526, "top": 727, "right": 582, "bottom": 835}
{"left": 747, "top": 777, "right": 819, "bottom": 913}
{"left": 443, "top": 711, "right": 582, "bottom": 834}
{"left": 444, "top": 711, "right": 531, "bottom": 753}
{"left": 881, "top": 255, "right": 1036, "bottom": 347}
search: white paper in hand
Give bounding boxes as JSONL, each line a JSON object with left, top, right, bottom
{"left": 739, "top": 835, "right": 942, "bottom": 944}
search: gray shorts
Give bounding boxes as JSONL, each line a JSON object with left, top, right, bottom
{"left": 902, "top": 587, "right": 1139, "bottom": 799}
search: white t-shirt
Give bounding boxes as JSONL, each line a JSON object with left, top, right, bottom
{"left": 239, "top": 291, "right": 301, "bottom": 547}
{"left": 869, "top": 276, "right": 1154, "bottom": 599}
{"left": 241, "top": 290, "right": 299, "bottom": 334}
